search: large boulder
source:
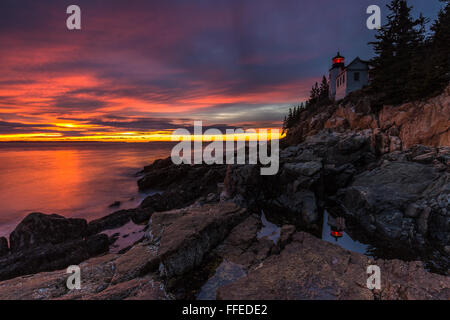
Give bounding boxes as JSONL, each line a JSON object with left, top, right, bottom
{"left": 137, "top": 162, "right": 227, "bottom": 217}
{"left": 0, "top": 250, "right": 169, "bottom": 300}
{"left": 0, "top": 234, "right": 109, "bottom": 282}
{"left": 9, "top": 213, "right": 87, "bottom": 252}
{"left": 87, "top": 209, "right": 137, "bottom": 235}
{"left": 148, "top": 202, "right": 247, "bottom": 278}
{"left": 110, "top": 242, "right": 159, "bottom": 284}
{"left": 339, "top": 158, "right": 449, "bottom": 249}
{"left": 138, "top": 159, "right": 226, "bottom": 194}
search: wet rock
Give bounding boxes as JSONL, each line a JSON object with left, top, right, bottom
{"left": 111, "top": 242, "right": 159, "bottom": 284}
{"left": 88, "top": 277, "right": 168, "bottom": 300}
{"left": 0, "top": 234, "right": 109, "bottom": 282}
{"left": 222, "top": 164, "right": 262, "bottom": 208}
{"left": 197, "top": 261, "right": 247, "bottom": 300}
{"left": 138, "top": 164, "right": 226, "bottom": 215}
{"left": 301, "top": 192, "right": 319, "bottom": 224}
{"left": 149, "top": 202, "right": 247, "bottom": 278}
{"left": 109, "top": 201, "right": 121, "bottom": 208}
{"left": 138, "top": 158, "right": 189, "bottom": 190}
{"left": 131, "top": 207, "right": 155, "bottom": 224}
{"left": 217, "top": 232, "right": 450, "bottom": 300}
{"left": 215, "top": 214, "right": 279, "bottom": 269}
{"left": 138, "top": 160, "right": 226, "bottom": 209}
{"left": 0, "top": 242, "right": 169, "bottom": 300}
{"left": 217, "top": 232, "right": 372, "bottom": 300}
{"left": 218, "top": 215, "right": 261, "bottom": 249}
{"left": 339, "top": 161, "right": 447, "bottom": 246}
{"left": 418, "top": 207, "right": 431, "bottom": 235}
{"left": 215, "top": 215, "right": 262, "bottom": 268}
{"left": 9, "top": 213, "right": 87, "bottom": 252}
{"left": 87, "top": 209, "right": 136, "bottom": 235}
{"left": 108, "top": 233, "right": 120, "bottom": 245}
{"left": 266, "top": 190, "right": 319, "bottom": 228}
{"left": 405, "top": 204, "right": 422, "bottom": 218}
{"left": 413, "top": 152, "right": 437, "bottom": 164}
{"left": 376, "top": 259, "right": 450, "bottom": 300}
{"left": 277, "top": 225, "right": 296, "bottom": 249}
{"left": 86, "top": 234, "right": 110, "bottom": 256}
{"left": 284, "top": 161, "right": 322, "bottom": 177}
{"left": 0, "top": 263, "right": 77, "bottom": 300}
{"left": 0, "top": 237, "right": 8, "bottom": 257}
{"left": 206, "top": 193, "right": 218, "bottom": 202}
{"left": 250, "top": 238, "right": 275, "bottom": 262}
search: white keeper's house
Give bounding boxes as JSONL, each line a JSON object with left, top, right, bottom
{"left": 329, "top": 52, "right": 370, "bottom": 100}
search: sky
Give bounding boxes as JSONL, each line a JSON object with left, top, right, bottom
{"left": 0, "top": 0, "right": 444, "bottom": 141}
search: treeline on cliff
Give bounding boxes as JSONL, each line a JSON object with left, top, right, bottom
{"left": 282, "top": 76, "right": 330, "bottom": 134}
{"left": 371, "top": 0, "right": 450, "bottom": 104}
{"left": 283, "top": 0, "right": 449, "bottom": 133}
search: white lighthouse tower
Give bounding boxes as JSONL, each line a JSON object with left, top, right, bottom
{"left": 329, "top": 52, "right": 345, "bottom": 99}
{"left": 328, "top": 52, "right": 370, "bottom": 100}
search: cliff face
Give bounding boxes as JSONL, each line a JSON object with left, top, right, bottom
{"left": 286, "top": 85, "right": 450, "bottom": 152}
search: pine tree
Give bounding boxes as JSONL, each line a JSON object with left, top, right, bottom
{"left": 406, "top": 14, "right": 429, "bottom": 101}
{"left": 369, "top": 0, "right": 425, "bottom": 104}
{"left": 319, "top": 75, "right": 330, "bottom": 102}
{"left": 429, "top": 0, "right": 450, "bottom": 93}
{"left": 287, "top": 108, "right": 293, "bottom": 128}
{"left": 408, "top": 0, "right": 449, "bottom": 100}
{"left": 282, "top": 115, "right": 288, "bottom": 134}
{"left": 308, "top": 82, "right": 320, "bottom": 105}
{"left": 293, "top": 106, "right": 298, "bottom": 124}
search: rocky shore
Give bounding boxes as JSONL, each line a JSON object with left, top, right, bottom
{"left": 0, "top": 87, "right": 448, "bottom": 300}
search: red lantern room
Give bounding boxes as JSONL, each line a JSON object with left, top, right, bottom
{"left": 332, "top": 52, "right": 345, "bottom": 67}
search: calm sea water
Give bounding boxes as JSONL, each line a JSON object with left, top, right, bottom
{"left": 0, "top": 142, "right": 174, "bottom": 237}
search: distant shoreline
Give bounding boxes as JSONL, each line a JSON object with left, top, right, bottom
{"left": 0, "top": 141, "right": 177, "bottom": 144}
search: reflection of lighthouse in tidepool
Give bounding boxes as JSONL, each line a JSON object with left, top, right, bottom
{"left": 328, "top": 215, "right": 345, "bottom": 241}
{"left": 322, "top": 211, "right": 370, "bottom": 256}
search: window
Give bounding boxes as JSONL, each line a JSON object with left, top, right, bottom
{"left": 354, "top": 72, "right": 360, "bottom": 81}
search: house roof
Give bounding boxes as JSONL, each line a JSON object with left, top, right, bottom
{"left": 345, "top": 57, "right": 370, "bottom": 69}
{"left": 335, "top": 58, "right": 369, "bottom": 77}
{"left": 329, "top": 55, "right": 369, "bottom": 72}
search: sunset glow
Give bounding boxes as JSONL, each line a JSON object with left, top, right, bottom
{"left": 0, "top": 130, "right": 285, "bottom": 142}
{"left": 0, "top": 0, "right": 441, "bottom": 142}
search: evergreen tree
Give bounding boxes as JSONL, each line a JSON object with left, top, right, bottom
{"left": 308, "top": 82, "right": 320, "bottom": 105}
{"left": 287, "top": 108, "right": 293, "bottom": 128}
{"left": 282, "top": 115, "right": 288, "bottom": 134}
{"left": 369, "top": 0, "right": 425, "bottom": 104}
{"left": 282, "top": 104, "right": 306, "bottom": 134}
{"left": 407, "top": 0, "right": 449, "bottom": 100}
{"left": 429, "top": 0, "right": 450, "bottom": 93}
{"left": 406, "top": 14, "right": 429, "bottom": 100}
{"left": 319, "top": 75, "right": 330, "bottom": 102}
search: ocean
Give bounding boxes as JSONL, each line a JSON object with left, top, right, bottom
{"left": 0, "top": 141, "right": 175, "bottom": 237}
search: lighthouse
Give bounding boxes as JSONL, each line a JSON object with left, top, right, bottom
{"left": 328, "top": 52, "right": 370, "bottom": 100}
{"left": 329, "top": 52, "right": 345, "bottom": 99}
